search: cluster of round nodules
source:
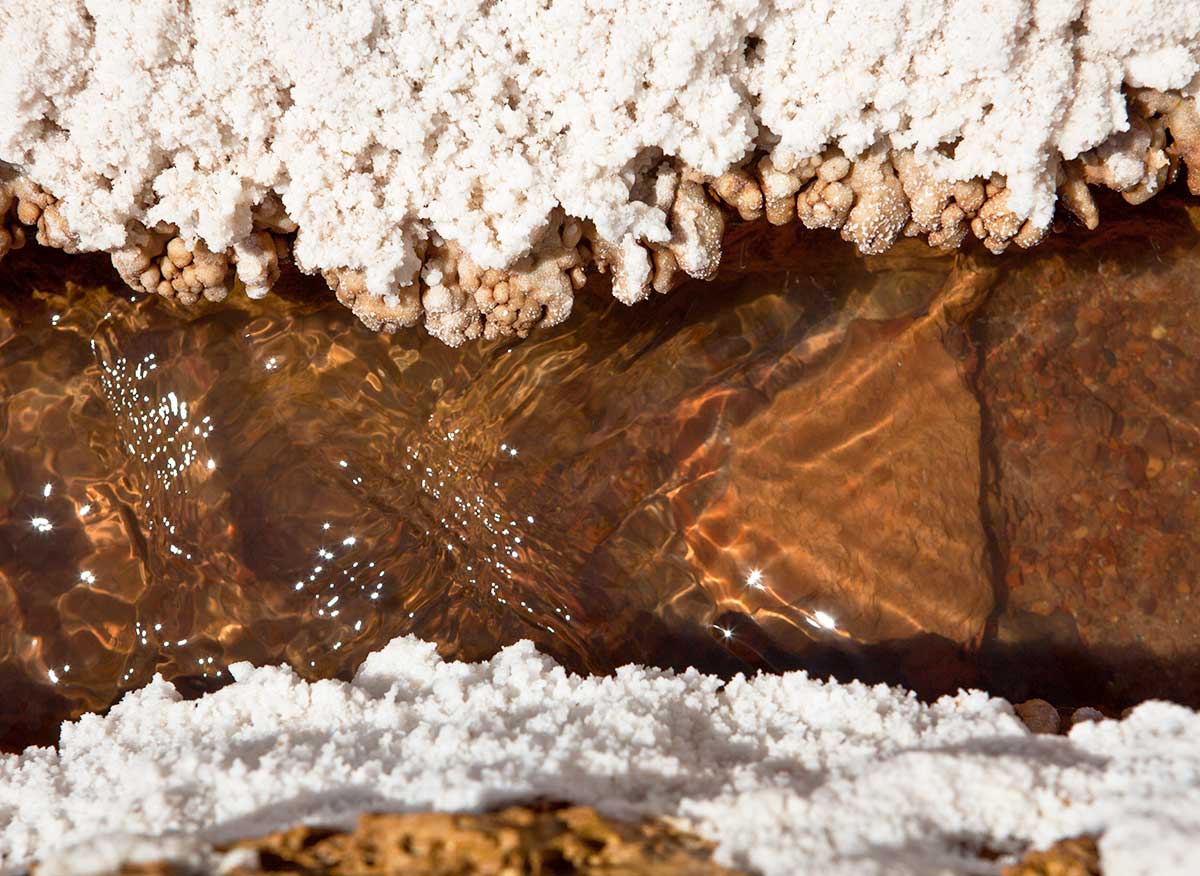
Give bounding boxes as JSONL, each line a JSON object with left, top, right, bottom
{"left": 355, "top": 88, "right": 1200, "bottom": 344}
{"left": 420, "top": 211, "right": 589, "bottom": 345}
{"left": 707, "top": 98, "right": 1199, "bottom": 258}
{"left": 707, "top": 148, "right": 922, "bottom": 253}
{"left": 0, "top": 175, "right": 76, "bottom": 261}
{"left": 110, "top": 198, "right": 296, "bottom": 305}
{"left": 321, "top": 189, "right": 725, "bottom": 347}
{"left": 0, "top": 175, "right": 296, "bottom": 306}
{"left": 1058, "top": 88, "right": 1200, "bottom": 232}
{"left": 320, "top": 211, "right": 591, "bottom": 345}
{"left": 704, "top": 145, "right": 1048, "bottom": 257}
{"left": 111, "top": 231, "right": 236, "bottom": 305}
{"left": 700, "top": 90, "right": 1200, "bottom": 258}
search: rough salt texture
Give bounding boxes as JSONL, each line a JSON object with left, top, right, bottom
{"left": 1, "top": 1, "right": 1198, "bottom": 296}
{"left": 3, "top": 637, "right": 1199, "bottom": 876}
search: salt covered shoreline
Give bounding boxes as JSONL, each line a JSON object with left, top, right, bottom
{"left": 1, "top": 2, "right": 1199, "bottom": 342}
{"left": 2, "top": 635, "right": 1198, "bottom": 876}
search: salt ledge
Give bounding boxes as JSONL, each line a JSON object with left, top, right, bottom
{"left": 2, "top": 636, "right": 1198, "bottom": 875}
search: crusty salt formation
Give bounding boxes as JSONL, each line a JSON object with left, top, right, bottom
{"left": 1, "top": 2, "right": 1199, "bottom": 343}
{"left": 4, "top": 637, "right": 1200, "bottom": 876}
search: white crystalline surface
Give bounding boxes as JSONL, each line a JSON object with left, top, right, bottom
{"left": 2, "top": 637, "right": 1199, "bottom": 876}
{"left": 1, "top": 1, "right": 1198, "bottom": 298}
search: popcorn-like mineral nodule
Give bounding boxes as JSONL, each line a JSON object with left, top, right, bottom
{"left": 1, "top": 1, "right": 1199, "bottom": 343}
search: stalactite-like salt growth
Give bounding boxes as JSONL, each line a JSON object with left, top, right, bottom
{"left": 1, "top": 1, "right": 1198, "bottom": 343}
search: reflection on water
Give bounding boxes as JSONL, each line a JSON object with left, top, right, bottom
{"left": 1, "top": 192, "right": 1198, "bottom": 750}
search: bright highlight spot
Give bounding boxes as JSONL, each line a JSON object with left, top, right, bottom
{"left": 813, "top": 610, "right": 837, "bottom": 630}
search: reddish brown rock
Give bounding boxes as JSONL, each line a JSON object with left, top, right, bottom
{"left": 976, "top": 192, "right": 1200, "bottom": 708}
{"left": 1015, "top": 698, "right": 1062, "bottom": 734}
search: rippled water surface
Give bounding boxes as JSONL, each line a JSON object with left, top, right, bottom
{"left": 2, "top": 192, "right": 1198, "bottom": 749}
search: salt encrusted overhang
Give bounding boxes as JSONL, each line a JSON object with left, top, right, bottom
{"left": 1, "top": 1, "right": 1198, "bottom": 344}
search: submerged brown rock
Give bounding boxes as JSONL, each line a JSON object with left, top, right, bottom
{"left": 681, "top": 251, "right": 994, "bottom": 655}
{"left": 976, "top": 194, "right": 1200, "bottom": 708}
{"left": 1, "top": 187, "right": 1199, "bottom": 751}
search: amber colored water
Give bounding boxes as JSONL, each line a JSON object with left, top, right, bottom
{"left": 2, "top": 191, "right": 1198, "bottom": 751}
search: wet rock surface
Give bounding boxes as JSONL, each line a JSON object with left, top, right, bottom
{"left": 975, "top": 192, "right": 1200, "bottom": 708}
{"left": 1, "top": 188, "right": 1198, "bottom": 751}
{"left": 679, "top": 251, "right": 994, "bottom": 657}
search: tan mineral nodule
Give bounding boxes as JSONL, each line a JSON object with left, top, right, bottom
{"left": 112, "top": 231, "right": 238, "bottom": 306}
{"left": 324, "top": 267, "right": 422, "bottom": 335}
{"left": 0, "top": 179, "right": 28, "bottom": 262}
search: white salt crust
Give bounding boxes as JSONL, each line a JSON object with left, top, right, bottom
{"left": 2, "top": 637, "right": 1199, "bottom": 876}
{"left": 1, "top": 1, "right": 1198, "bottom": 299}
